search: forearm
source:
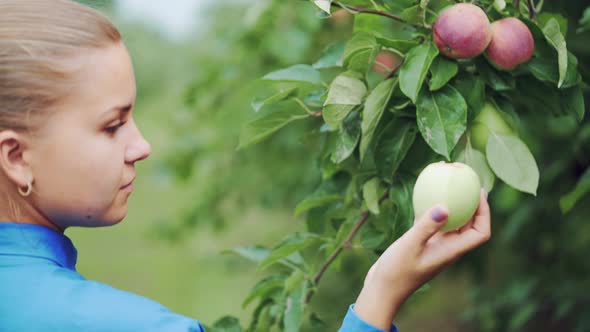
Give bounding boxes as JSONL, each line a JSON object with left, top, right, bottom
{"left": 352, "top": 279, "right": 409, "bottom": 330}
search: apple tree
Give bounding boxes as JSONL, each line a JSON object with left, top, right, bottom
{"left": 203, "top": 0, "right": 589, "bottom": 331}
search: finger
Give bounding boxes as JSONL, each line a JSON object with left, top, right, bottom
{"left": 470, "top": 188, "right": 491, "bottom": 236}
{"left": 453, "top": 189, "right": 487, "bottom": 233}
{"left": 408, "top": 205, "right": 449, "bottom": 245}
{"left": 443, "top": 189, "right": 491, "bottom": 254}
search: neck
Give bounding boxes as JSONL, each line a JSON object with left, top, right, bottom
{"left": 0, "top": 191, "right": 64, "bottom": 234}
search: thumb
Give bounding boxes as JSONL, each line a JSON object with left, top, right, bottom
{"left": 409, "top": 205, "right": 449, "bottom": 244}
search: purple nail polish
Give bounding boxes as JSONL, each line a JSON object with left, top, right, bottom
{"left": 431, "top": 208, "right": 447, "bottom": 222}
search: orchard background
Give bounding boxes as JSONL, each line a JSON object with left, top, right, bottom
{"left": 71, "top": 1, "right": 589, "bottom": 331}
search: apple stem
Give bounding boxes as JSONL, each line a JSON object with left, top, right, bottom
{"left": 304, "top": 190, "right": 390, "bottom": 304}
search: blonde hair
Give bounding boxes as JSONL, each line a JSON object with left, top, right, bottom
{"left": 0, "top": 0, "right": 121, "bottom": 132}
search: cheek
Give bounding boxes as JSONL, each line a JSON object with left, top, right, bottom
{"left": 32, "top": 134, "right": 126, "bottom": 218}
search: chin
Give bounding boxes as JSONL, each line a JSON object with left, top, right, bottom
{"left": 48, "top": 206, "right": 128, "bottom": 228}
{"left": 82, "top": 209, "right": 128, "bottom": 228}
{"left": 101, "top": 211, "right": 128, "bottom": 227}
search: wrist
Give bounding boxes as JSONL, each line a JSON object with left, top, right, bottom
{"left": 353, "top": 278, "right": 407, "bottom": 329}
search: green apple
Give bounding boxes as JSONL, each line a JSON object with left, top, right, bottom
{"left": 413, "top": 161, "right": 482, "bottom": 232}
{"left": 470, "top": 103, "right": 514, "bottom": 151}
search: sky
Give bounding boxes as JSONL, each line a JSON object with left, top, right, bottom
{"left": 114, "top": 0, "right": 213, "bottom": 40}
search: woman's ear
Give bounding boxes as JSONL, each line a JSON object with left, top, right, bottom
{"left": 0, "top": 130, "right": 33, "bottom": 188}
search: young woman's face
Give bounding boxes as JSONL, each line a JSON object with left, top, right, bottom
{"left": 28, "top": 42, "right": 151, "bottom": 229}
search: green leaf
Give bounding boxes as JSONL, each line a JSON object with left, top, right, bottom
{"left": 416, "top": 85, "right": 467, "bottom": 160}
{"left": 208, "top": 316, "right": 243, "bottom": 332}
{"left": 262, "top": 64, "right": 323, "bottom": 85}
{"left": 360, "top": 222, "right": 387, "bottom": 249}
{"left": 390, "top": 174, "right": 415, "bottom": 239}
{"left": 376, "top": 37, "right": 420, "bottom": 53}
{"left": 258, "top": 233, "right": 320, "bottom": 271}
{"left": 538, "top": 13, "right": 568, "bottom": 36}
{"left": 525, "top": 51, "right": 582, "bottom": 89}
{"left": 486, "top": 134, "right": 539, "bottom": 195}
{"left": 363, "top": 177, "right": 381, "bottom": 214}
{"left": 284, "top": 270, "right": 305, "bottom": 294}
{"left": 360, "top": 78, "right": 398, "bottom": 160}
{"left": 560, "top": 86, "right": 585, "bottom": 123}
{"left": 354, "top": 13, "right": 398, "bottom": 40}
{"left": 476, "top": 58, "right": 515, "bottom": 91}
{"left": 238, "top": 101, "right": 309, "bottom": 150}
{"left": 342, "top": 32, "right": 380, "bottom": 75}
{"left": 284, "top": 280, "right": 306, "bottom": 332}
{"left": 542, "top": 18, "right": 568, "bottom": 88}
{"left": 560, "top": 167, "right": 590, "bottom": 213}
{"left": 294, "top": 176, "right": 347, "bottom": 216}
{"left": 222, "top": 245, "right": 270, "bottom": 264}
{"left": 400, "top": 5, "right": 423, "bottom": 26}
{"left": 429, "top": 56, "right": 459, "bottom": 91}
{"left": 348, "top": 47, "right": 380, "bottom": 74}
{"left": 452, "top": 74, "right": 486, "bottom": 118}
{"left": 508, "top": 303, "right": 537, "bottom": 331}
{"left": 330, "top": 112, "right": 361, "bottom": 163}
{"left": 399, "top": 41, "right": 439, "bottom": 102}
{"left": 512, "top": 78, "right": 584, "bottom": 121}
{"left": 313, "top": 42, "right": 345, "bottom": 69}
{"left": 248, "top": 301, "right": 273, "bottom": 332}
{"left": 251, "top": 87, "right": 298, "bottom": 112}
{"left": 375, "top": 118, "right": 418, "bottom": 182}
{"left": 343, "top": 32, "right": 378, "bottom": 66}
{"left": 323, "top": 73, "right": 367, "bottom": 130}
{"left": 580, "top": 6, "right": 590, "bottom": 32}
{"left": 386, "top": 0, "right": 423, "bottom": 14}
{"left": 453, "top": 138, "right": 495, "bottom": 192}
{"left": 242, "top": 275, "right": 286, "bottom": 307}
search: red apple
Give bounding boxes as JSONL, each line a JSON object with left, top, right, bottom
{"left": 485, "top": 17, "right": 535, "bottom": 70}
{"left": 433, "top": 3, "right": 492, "bottom": 59}
{"left": 372, "top": 51, "right": 402, "bottom": 74}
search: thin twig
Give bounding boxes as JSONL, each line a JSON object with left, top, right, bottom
{"left": 332, "top": 2, "right": 406, "bottom": 24}
{"left": 305, "top": 191, "right": 390, "bottom": 304}
{"left": 293, "top": 98, "right": 322, "bottom": 117}
{"left": 527, "top": 0, "right": 537, "bottom": 19}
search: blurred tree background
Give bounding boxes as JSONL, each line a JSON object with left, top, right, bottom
{"left": 68, "top": 0, "right": 590, "bottom": 331}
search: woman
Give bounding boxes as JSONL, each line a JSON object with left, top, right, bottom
{"left": 0, "top": 1, "right": 491, "bottom": 331}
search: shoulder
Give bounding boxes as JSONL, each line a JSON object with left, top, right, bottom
{"left": 1, "top": 264, "right": 205, "bottom": 332}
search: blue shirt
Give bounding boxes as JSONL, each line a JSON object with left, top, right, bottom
{"left": 0, "top": 222, "right": 397, "bottom": 331}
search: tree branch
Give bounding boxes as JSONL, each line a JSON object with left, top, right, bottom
{"left": 527, "top": 0, "right": 537, "bottom": 19}
{"left": 332, "top": 2, "right": 407, "bottom": 24}
{"left": 305, "top": 190, "right": 390, "bottom": 304}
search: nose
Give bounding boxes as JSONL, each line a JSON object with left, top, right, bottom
{"left": 125, "top": 119, "right": 152, "bottom": 164}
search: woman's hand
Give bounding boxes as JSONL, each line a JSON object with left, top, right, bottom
{"left": 353, "top": 189, "right": 491, "bottom": 330}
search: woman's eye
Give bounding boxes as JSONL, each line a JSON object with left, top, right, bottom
{"left": 106, "top": 122, "right": 126, "bottom": 134}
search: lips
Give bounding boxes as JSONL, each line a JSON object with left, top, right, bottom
{"left": 122, "top": 176, "right": 135, "bottom": 188}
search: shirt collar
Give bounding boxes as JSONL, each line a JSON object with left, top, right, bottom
{"left": 0, "top": 222, "right": 78, "bottom": 271}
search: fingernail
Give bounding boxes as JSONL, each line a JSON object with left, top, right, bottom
{"left": 482, "top": 188, "right": 488, "bottom": 200}
{"left": 431, "top": 207, "right": 448, "bottom": 222}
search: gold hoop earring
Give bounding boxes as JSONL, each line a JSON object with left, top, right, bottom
{"left": 18, "top": 180, "right": 32, "bottom": 197}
